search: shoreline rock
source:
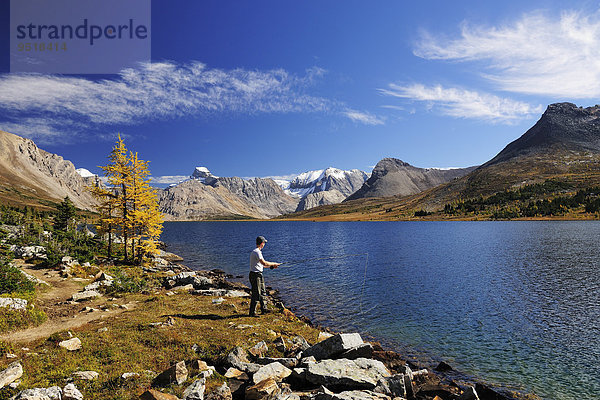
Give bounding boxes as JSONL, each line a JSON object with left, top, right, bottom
{"left": 201, "top": 267, "right": 527, "bottom": 400}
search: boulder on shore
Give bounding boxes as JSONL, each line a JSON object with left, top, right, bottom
{"left": 316, "top": 390, "right": 391, "bottom": 400}
{"left": 140, "top": 389, "right": 179, "bottom": 400}
{"left": 205, "top": 383, "right": 232, "bottom": 400}
{"left": 182, "top": 378, "right": 205, "bottom": 400}
{"left": 245, "top": 377, "right": 280, "bottom": 400}
{"left": 226, "top": 347, "right": 261, "bottom": 373}
{"left": 63, "top": 383, "right": 83, "bottom": 400}
{"left": 10, "top": 386, "right": 62, "bottom": 400}
{"left": 252, "top": 362, "right": 292, "bottom": 384}
{"left": 10, "top": 245, "right": 47, "bottom": 260}
{"left": 303, "top": 333, "right": 364, "bottom": 360}
{"left": 304, "top": 358, "right": 391, "bottom": 390}
{"left": 71, "top": 290, "right": 101, "bottom": 302}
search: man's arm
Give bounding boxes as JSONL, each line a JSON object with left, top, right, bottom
{"left": 259, "top": 259, "right": 281, "bottom": 268}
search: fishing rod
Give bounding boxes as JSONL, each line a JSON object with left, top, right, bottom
{"left": 278, "top": 252, "right": 369, "bottom": 267}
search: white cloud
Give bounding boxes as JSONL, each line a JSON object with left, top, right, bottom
{"left": 342, "top": 109, "right": 384, "bottom": 125}
{"left": 380, "top": 105, "right": 405, "bottom": 111}
{"left": 414, "top": 10, "right": 600, "bottom": 98}
{"left": 380, "top": 83, "right": 542, "bottom": 123}
{"left": 150, "top": 175, "right": 190, "bottom": 185}
{"left": 0, "top": 62, "right": 338, "bottom": 142}
{"left": 260, "top": 173, "right": 300, "bottom": 182}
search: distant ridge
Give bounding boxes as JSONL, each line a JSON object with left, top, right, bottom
{"left": 346, "top": 158, "right": 476, "bottom": 201}
{"left": 158, "top": 167, "right": 297, "bottom": 220}
{"left": 0, "top": 130, "right": 97, "bottom": 210}
{"left": 281, "top": 102, "right": 600, "bottom": 220}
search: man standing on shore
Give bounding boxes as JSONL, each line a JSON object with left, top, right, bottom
{"left": 249, "top": 236, "right": 280, "bottom": 317}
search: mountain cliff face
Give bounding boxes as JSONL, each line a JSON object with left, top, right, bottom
{"left": 275, "top": 167, "right": 368, "bottom": 211}
{"left": 159, "top": 166, "right": 369, "bottom": 219}
{"left": 485, "top": 102, "right": 600, "bottom": 166}
{"left": 284, "top": 168, "right": 368, "bottom": 198}
{"left": 346, "top": 158, "right": 476, "bottom": 201}
{"left": 158, "top": 179, "right": 269, "bottom": 220}
{"left": 206, "top": 176, "right": 298, "bottom": 216}
{"left": 296, "top": 190, "right": 347, "bottom": 211}
{"left": 0, "top": 130, "right": 97, "bottom": 210}
{"left": 158, "top": 169, "right": 298, "bottom": 220}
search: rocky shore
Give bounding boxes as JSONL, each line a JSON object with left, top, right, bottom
{"left": 0, "top": 248, "right": 535, "bottom": 400}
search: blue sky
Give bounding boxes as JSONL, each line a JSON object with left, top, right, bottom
{"left": 1, "top": 0, "right": 600, "bottom": 186}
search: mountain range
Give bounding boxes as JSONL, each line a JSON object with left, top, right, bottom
{"left": 158, "top": 167, "right": 369, "bottom": 219}
{"left": 155, "top": 162, "right": 471, "bottom": 220}
{"left": 3, "top": 102, "right": 599, "bottom": 220}
{"left": 285, "top": 102, "right": 600, "bottom": 220}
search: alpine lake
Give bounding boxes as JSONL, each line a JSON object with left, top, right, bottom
{"left": 161, "top": 220, "right": 600, "bottom": 400}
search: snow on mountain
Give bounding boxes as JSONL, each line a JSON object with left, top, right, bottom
{"left": 275, "top": 167, "right": 369, "bottom": 199}
{"left": 190, "top": 166, "right": 217, "bottom": 182}
{"left": 75, "top": 168, "right": 95, "bottom": 178}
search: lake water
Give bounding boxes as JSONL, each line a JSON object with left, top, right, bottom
{"left": 161, "top": 221, "right": 600, "bottom": 400}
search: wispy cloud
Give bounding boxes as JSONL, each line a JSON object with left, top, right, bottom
{"left": 260, "top": 173, "right": 300, "bottom": 182}
{"left": 342, "top": 109, "right": 384, "bottom": 125}
{"left": 150, "top": 175, "right": 190, "bottom": 185}
{"left": 0, "top": 61, "right": 379, "bottom": 143}
{"left": 380, "top": 83, "right": 542, "bottom": 123}
{"left": 380, "top": 105, "right": 405, "bottom": 111}
{"left": 414, "top": 10, "right": 600, "bottom": 98}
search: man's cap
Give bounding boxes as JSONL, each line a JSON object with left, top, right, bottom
{"left": 256, "top": 236, "right": 267, "bottom": 245}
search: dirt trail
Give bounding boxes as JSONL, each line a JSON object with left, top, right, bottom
{"left": 1, "top": 262, "right": 133, "bottom": 344}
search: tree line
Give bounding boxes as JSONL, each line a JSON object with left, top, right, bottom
{"left": 443, "top": 180, "right": 600, "bottom": 218}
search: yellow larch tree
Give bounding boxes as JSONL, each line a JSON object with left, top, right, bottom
{"left": 91, "top": 134, "right": 163, "bottom": 264}
{"left": 127, "top": 151, "right": 163, "bottom": 262}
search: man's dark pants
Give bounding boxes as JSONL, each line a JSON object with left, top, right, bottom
{"left": 249, "top": 271, "right": 267, "bottom": 315}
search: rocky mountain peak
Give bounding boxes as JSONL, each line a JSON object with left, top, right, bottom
{"left": 0, "top": 130, "right": 98, "bottom": 210}
{"left": 346, "top": 158, "right": 476, "bottom": 201}
{"left": 191, "top": 166, "right": 213, "bottom": 179}
{"left": 485, "top": 102, "right": 600, "bottom": 166}
{"left": 285, "top": 167, "right": 368, "bottom": 201}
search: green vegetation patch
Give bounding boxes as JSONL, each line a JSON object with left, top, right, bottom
{"left": 0, "top": 263, "right": 35, "bottom": 295}
{"left": 443, "top": 179, "right": 600, "bottom": 219}
{"left": 0, "top": 262, "right": 46, "bottom": 333}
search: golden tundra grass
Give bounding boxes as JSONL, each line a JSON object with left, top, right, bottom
{"left": 0, "top": 289, "right": 320, "bottom": 400}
